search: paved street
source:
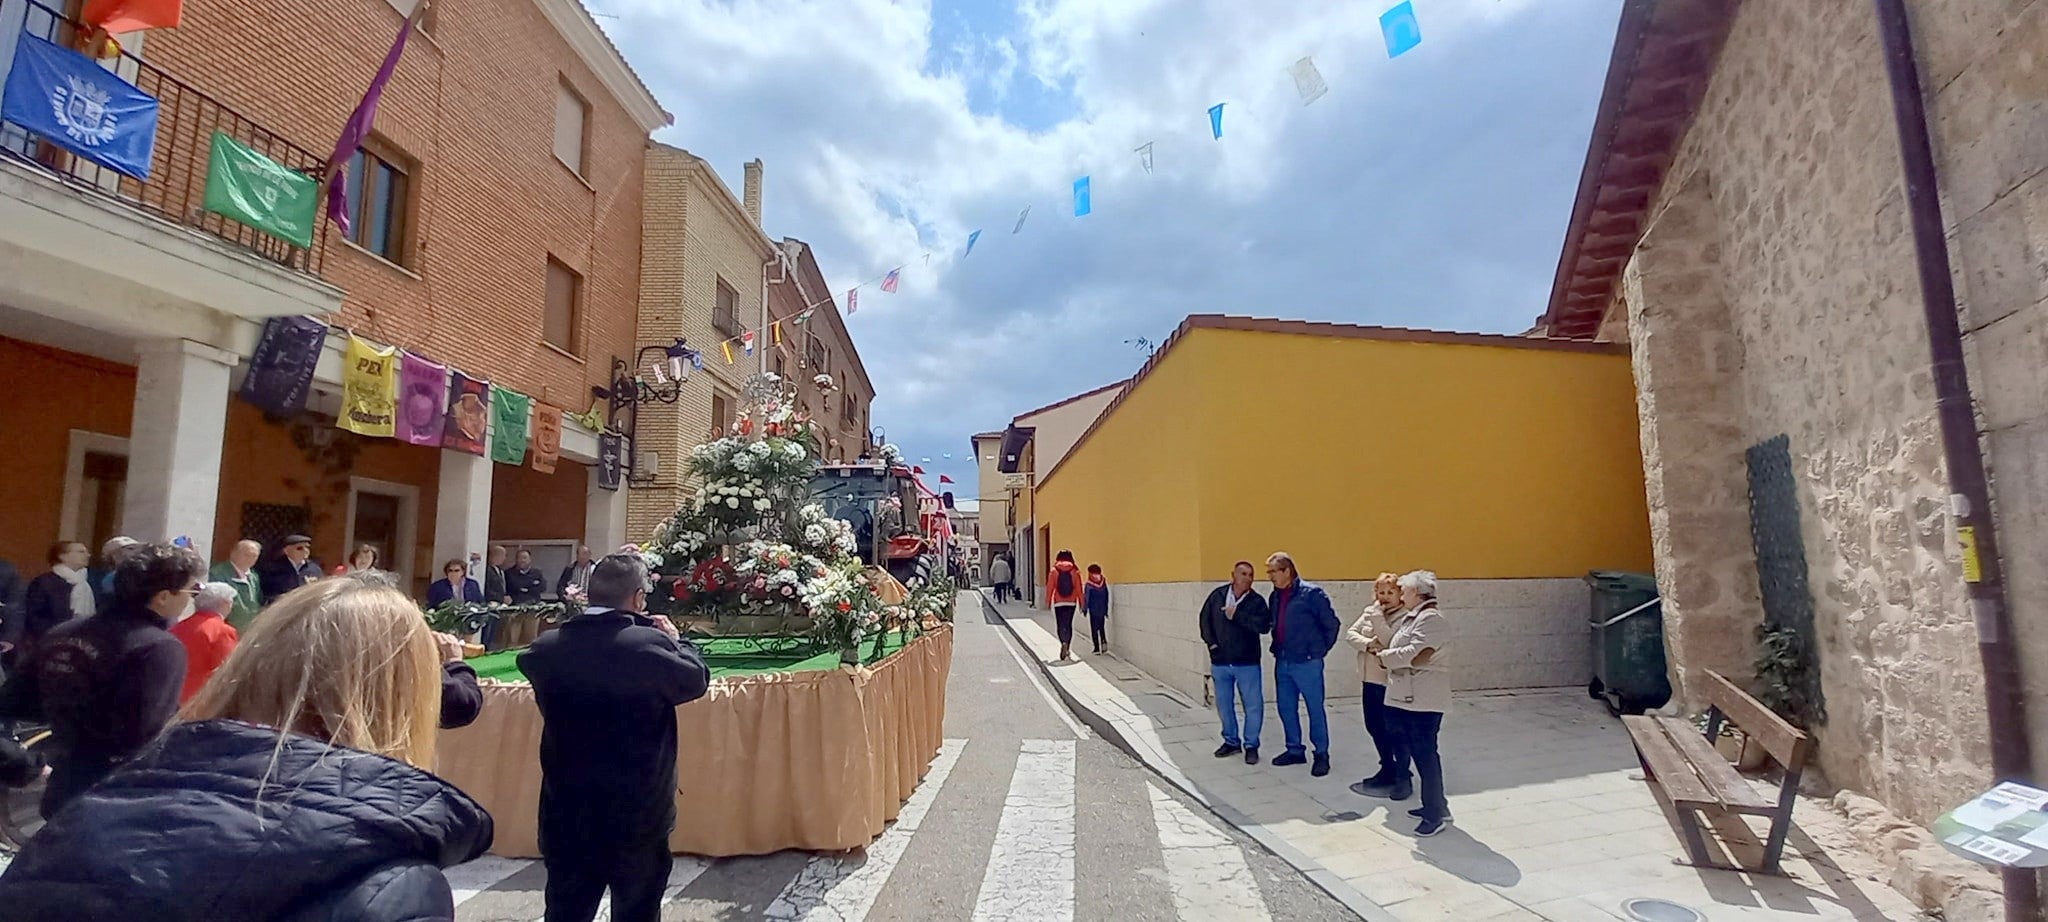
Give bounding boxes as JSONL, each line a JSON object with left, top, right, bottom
{"left": 444, "top": 597, "right": 1359, "bottom": 921}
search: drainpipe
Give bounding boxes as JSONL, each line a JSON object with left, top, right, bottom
{"left": 1871, "top": 1, "right": 2040, "bottom": 919}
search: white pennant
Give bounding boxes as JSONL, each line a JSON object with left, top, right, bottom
{"left": 1289, "top": 56, "right": 1329, "bottom": 105}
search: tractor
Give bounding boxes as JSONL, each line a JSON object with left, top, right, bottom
{"left": 808, "top": 461, "right": 950, "bottom": 588}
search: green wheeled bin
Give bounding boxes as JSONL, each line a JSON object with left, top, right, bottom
{"left": 1585, "top": 571, "right": 1671, "bottom": 716}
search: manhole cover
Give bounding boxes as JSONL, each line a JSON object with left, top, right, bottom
{"left": 1621, "top": 898, "right": 1703, "bottom": 922}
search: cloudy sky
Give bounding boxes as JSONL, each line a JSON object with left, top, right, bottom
{"left": 597, "top": 0, "right": 1624, "bottom": 493}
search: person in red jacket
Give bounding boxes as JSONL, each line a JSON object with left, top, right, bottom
{"left": 1047, "top": 550, "right": 1084, "bottom": 661}
{"left": 169, "top": 582, "right": 240, "bottom": 703}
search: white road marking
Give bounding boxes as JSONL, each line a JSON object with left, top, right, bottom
{"left": 762, "top": 738, "right": 968, "bottom": 921}
{"left": 972, "top": 739, "right": 1076, "bottom": 922}
{"left": 446, "top": 855, "right": 529, "bottom": 906}
{"left": 993, "top": 611, "right": 1087, "bottom": 738}
{"left": 1147, "top": 782, "right": 1272, "bottom": 921}
{"left": 526, "top": 856, "right": 710, "bottom": 922}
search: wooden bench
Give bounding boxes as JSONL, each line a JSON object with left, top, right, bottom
{"left": 1622, "top": 670, "right": 1812, "bottom": 874}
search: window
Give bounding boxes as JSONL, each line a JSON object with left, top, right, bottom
{"left": 713, "top": 278, "right": 741, "bottom": 336}
{"left": 774, "top": 354, "right": 785, "bottom": 379}
{"left": 554, "top": 78, "right": 590, "bottom": 176}
{"left": 711, "top": 391, "right": 730, "bottom": 438}
{"left": 806, "top": 333, "right": 827, "bottom": 372}
{"left": 343, "top": 143, "right": 412, "bottom": 264}
{"left": 842, "top": 393, "right": 857, "bottom": 423}
{"left": 544, "top": 257, "right": 583, "bottom": 354}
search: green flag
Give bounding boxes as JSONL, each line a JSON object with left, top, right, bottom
{"left": 202, "top": 132, "right": 318, "bottom": 248}
{"left": 491, "top": 386, "right": 531, "bottom": 465}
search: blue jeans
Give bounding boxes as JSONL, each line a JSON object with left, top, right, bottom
{"left": 1211, "top": 664, "right": 1263, "bottom": 749}
{"left": 1274, "top": 658, "right": 1329, "bottom": 756}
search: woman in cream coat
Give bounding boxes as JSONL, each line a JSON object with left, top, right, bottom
{"left": 1379, "top": 569, "right": 1451, "bottom": 836}
{"left": 1344, "top": 573, "right": 1408, "bottom": 799}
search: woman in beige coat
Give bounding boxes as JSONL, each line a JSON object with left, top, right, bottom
{"left": 1380, "top": 569, "right": 1451, "bottom": 836}
{"left": 1344, "top": 573, "right": 1408, "bottom": 799}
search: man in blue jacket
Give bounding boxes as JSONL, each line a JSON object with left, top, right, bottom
{"left": 1266, "top": 551, "right": 1340, "bottom": 777}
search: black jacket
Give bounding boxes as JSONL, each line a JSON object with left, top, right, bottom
{"left": 518, "top": 609, "right": 709, "bottom": 852}
{"left": 0, "top": 719, "right": 493, "bottom": 921}
{"left": 483, "top": 565, "right": 508, "bottom": 603}
{"left": 0, "top": 605, "right": 185, "bottom": 817}
{"left": 1199, "top": 585, "right": 1271, "bottom": 667}
{"left": 556, "top": 560, "right": 594, "bottom": 596}
{"left": 505, "top": 566, "right": 548, "bottom": 603}
{"left": 20, "top": 571, "right": 80, "bottom": 649}
{"left": 256, "top": 556, "right": 322, "bottom": 606}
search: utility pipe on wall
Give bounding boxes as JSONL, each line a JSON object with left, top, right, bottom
{"left": 1871, "top": 1, "right": 2039, "bottom": 918}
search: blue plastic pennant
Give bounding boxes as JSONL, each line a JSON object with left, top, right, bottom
{"left": 1073, "top": 176, "right": 1092, "bottom": 217}
{"left": 1209, "top": 103, "right": 1225, "bottom": 139}
{"left": 965, "top": 229, "right": 981, "bottom": 257}
{"left": 1381, "top": 2, "right": 1422, "bottom": 58}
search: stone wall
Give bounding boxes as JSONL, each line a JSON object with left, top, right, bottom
{"left": 1620, "top": 0, "right": 1997, "bottom": 824}
{"left": 1106, "top": 579, "right": 1594, "bottom": 706}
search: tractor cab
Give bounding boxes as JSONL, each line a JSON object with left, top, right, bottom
{"left": 810, "top": 462, "right": 945, "bottom": 586}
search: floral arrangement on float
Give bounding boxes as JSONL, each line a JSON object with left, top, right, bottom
{"left": 636, "top": 372, "right": 952, "bottom": 661}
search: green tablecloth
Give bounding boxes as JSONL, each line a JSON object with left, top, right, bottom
{"left": 467, "top": 633, "right": 914, "bottom": 683}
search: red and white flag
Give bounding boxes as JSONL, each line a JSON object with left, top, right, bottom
{"left": 741, "top": 331, "right": 756, "bottom": 356}
{"left": 881, "top": 268, "right": 901, "bottom": 293}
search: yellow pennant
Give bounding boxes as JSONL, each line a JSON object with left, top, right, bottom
{"left": 721, "top": 341, "right": 735, "bottom": 365}
{"left": 772, "top": 321, "right": 783, "bottom": 345}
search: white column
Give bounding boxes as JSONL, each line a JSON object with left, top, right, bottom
{"left": 586, "top": 465, "right": 628, "bottom": 553}
{"left": 434, "top": 449, "right": 493, "bottom": 570}
{"left": 122, "top": 339, "right": 237, "bottom": 561}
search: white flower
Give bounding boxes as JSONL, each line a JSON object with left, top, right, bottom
{"left": 727, "top": 497, "right": 741, "bottom": 509}
{"left": 754, "top": 498, "right": 771, "bottom": 511}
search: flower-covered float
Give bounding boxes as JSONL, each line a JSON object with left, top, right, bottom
{"left": 433, "top": 373, "right": 956, "bottom": 858}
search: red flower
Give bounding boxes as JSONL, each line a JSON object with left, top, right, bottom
{"left": 738, "top": 418, "right": 754, "bottom": 436}
{"left": 836, "top": 600, "right": 852, "bottom": 613}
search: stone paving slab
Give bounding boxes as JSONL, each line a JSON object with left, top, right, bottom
{"left": 980, "top": 593, "right": 1935, "bottom": 922}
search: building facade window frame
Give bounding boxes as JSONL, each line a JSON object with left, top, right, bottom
{"left": 343, "top": 138, "right": 416, "bottom": 266}
{"left": 543, "top": 256, "right": 584, "bottom": 356}
{"left": 713, "top": 277, "right": 741, "bottom": 337}
{"left": 553, "top": 77, "right": 591, "bottom": 178}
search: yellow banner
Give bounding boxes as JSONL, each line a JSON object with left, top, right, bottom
{"left": 338, "top": 334, "right": 399, "bottom": 437}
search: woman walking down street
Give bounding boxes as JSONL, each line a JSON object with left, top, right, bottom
{"left": 1346, "top": 573, "right": 1409, "bottom": 799}
{"left": 988, "top": 554, "right": 1014, "bottom": 604}
{"left": 1084, "top": 564, "right": 1111, "bottom": 653}
{"left": 0, "top": 575, "right": 494, "bottom": 920}
{"left": 1378, "top": 569, "right": 1452, "bottom": 837}
{"left": 1048, "top": 550, "right": 1084, "bottom": 660}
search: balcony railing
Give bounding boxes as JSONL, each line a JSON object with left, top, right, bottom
{"left": 0, "top": 0, "right": 330, "bottom": 274}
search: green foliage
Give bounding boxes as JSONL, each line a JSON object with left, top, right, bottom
{"left": 1752, "top": 622, "right": 1826, "bottom": 728}
{"left": 422, "top": 599, "right": 578, "bottom": 637}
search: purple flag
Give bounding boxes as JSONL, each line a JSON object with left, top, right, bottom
{"left": 395, "top": 350, "right": 447, "bottom": 446}
{"left": 325, "top": 10, "right": 419, "bottom": 235}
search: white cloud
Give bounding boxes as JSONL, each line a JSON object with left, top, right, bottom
{"left": 597, "top": 0, "right": 1623, "bottom": 488}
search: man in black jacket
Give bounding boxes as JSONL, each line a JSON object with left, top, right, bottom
{"left": 556, "top": 545, "right": 594, "bottom": 597}
{"left": 256, "top": 535, "right": 321, "bottom": 607}
{"left": 0, "top": 542, "right": 202, "bottom": 817}
{"left": 505, "top": 548, "right": 547, "bottom": 604}
{"left": 1200, "top": 561, "right": 1271, "bottom": 764}
{"left": 519, "top": 554, "right": 709, "bottom": 922}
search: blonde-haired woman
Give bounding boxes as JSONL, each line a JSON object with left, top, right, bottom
{"left": 1345, "top": 572, "right": 1408, "bottom": 800}
{"left": 0, "top": 575, "right": 494, "bottom": 921}
{"left": 1379, "top": 569, "right": 1451, "bottom": 837}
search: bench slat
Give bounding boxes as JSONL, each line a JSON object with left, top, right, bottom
{"left": 1703, "top": 670, "right": 1811, "bottom": 770}
{"left": 1623, "top": 715, "right": 1714, "bottom": 806}
{"left": 1653, "top": 716, "right": 1776, "bottom": 812}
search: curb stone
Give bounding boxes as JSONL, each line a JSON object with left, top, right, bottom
{"left": 978, "top": 590, "right": 1399, "bottom": 922}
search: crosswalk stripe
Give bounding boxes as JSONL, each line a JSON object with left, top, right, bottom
{"left": 447, "top": 855, "right": 529, "bottom": 906}
{"left": 1147, "top": 782, "right": 1272, "bottom": 922}
{"left": 971, "top": 738, "right": 1076, "bottom": 922}
{"left": 763, "top": 738, "right": 968, "bottom": 921}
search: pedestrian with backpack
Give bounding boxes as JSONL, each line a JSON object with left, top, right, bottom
{"left": 1047, "top": 550, "right": 1084, "bottom": 661}
{"left": 1083, "top": 564, "right": 1111, "bottom": 654}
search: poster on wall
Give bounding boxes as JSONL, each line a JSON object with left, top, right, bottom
{"left": 336, "top": 334, "right": 398, "bottom": 437}
{"left": 530, "top": 404, "right": 563, "bottom": 474}
{"left": 441, "top": 371, "right": 490, "bottom": 456}
{"left": 239, "top": 315, "right": 327, "bottom": 418}
{"left": 394, "top": 351, "right": 447, "bottom": 446}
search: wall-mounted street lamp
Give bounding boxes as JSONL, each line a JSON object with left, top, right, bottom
{"left": 591, "top": 338, "right": 703, "bottom": 485}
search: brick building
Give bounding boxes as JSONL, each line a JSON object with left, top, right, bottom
{"left": 0, "top": 0, "right": 666, "bottom": 595}
{"left": 1541, "top": 0, "right": 2048, "bottom": 836}
{"left": 627, "top": 147, "right": 873, "bottom": 539}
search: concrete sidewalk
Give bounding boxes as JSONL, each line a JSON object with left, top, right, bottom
{"left": 981, "top": 593, "right": 1934, "bottom": 922}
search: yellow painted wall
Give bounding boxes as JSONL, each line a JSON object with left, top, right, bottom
{"left": 1036, "top": 326, "right": 1653, "bottom": 583}
{"left": 1032, "top": 344, "right": 1206, "bottom": 583}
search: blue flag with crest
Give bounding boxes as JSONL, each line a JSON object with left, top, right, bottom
{"left": 1, "top": 34, "right": 160, "bottom": 179}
